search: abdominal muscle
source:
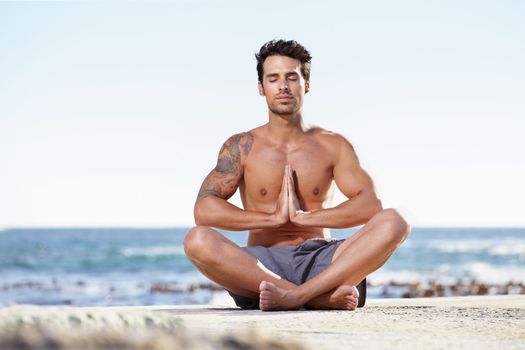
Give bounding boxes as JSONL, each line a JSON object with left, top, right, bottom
{"left": 244, "top": 200, "right": 330, "bottom": 247}
{"left": 247, "top": 225, "right": 327, "bottom": 247}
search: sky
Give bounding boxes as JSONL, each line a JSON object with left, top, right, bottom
{"left": 0, "top": 1, "right": 524, "bottom": 229}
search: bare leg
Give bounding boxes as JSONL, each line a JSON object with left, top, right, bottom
{"left": 184, "top": 225, "right": 358, "bottom": 309}
{"left": 258, "top": 208, "right": 410, "bottom": 311}
{"left": 184, "top": 225, "right": 295, "bottom": 298}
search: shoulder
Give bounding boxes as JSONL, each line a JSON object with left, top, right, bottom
{"left": 214, "top": 131, "right": 256, "bottom": 172}
{"left": 219, "top": 131, "right": 255, "bottom": 157}
{"left": 308, "top": 127, "right": 356, "bottom": 157}
{"left": 221, "top": 131, "right": 255, "bottom": 146}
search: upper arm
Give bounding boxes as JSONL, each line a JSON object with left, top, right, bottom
{"left": 332, "top": 135, "right": 377, "bottom": 199}
{"left": 196, "top": 132, "right": 254, "bottom": 201}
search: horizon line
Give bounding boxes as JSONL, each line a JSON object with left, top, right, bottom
{"left": 1, "top": 226, "right": 524, "bottom": 231}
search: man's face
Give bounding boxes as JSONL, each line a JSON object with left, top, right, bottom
{"left": 258, "top": 55, "right": 310, "bottom": 116}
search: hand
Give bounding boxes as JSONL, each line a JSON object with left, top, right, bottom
{"left": 287, "top": 166, "right": 305, "bottom": 225}
{"left": 273, "top": 165, "right": 290, "bottom": 227}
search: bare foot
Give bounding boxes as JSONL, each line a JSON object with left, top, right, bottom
{"left": 306, "top": 284, "right": 359, "bottom": 310}
{"left": 259, "top": 281, "right": 303, "bottom": 311}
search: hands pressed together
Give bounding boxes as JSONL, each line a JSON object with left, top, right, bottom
{"left": 274, "top": 165, "right": 307, "bottom": 227}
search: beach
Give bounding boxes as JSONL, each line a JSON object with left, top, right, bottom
{"left": 2, "top": 228, "right": 524, "bottom": 306}
{"left": 1, "top": 228, "right": 524, "bottom": 348}
{"left": 0, "top": 295, "right": 523, "bottom": 349}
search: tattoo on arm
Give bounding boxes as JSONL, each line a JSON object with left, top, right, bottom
{"left": 197, "top": 132, "right": 254, "bottom": 201}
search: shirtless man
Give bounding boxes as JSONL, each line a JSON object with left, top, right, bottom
{"left": 184, "top": 39, "right": 410, "bottom": 311}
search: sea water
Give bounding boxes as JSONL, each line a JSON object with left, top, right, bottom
{"left": 0, "top": 227, "right": 523, "bottom": 306}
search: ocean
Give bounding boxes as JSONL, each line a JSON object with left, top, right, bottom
{"left": 0, "top": 227, "right": 524, "bottom": 306}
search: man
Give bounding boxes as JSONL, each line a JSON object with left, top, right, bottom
{"left": 184, "top": 39, "right": 410, "bottom": 311}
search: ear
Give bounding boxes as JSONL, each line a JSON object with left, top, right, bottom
{"left": 258, "top": 81, "right": 265, "bottom": 96}
{"left": 305, "top": 80, "right": 310, "bottom": 94}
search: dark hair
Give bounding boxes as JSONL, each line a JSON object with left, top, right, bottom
{"left": 255, "top": 39, "right": 312, "bottom": 84}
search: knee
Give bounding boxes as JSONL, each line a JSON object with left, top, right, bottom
{"left": 376, "top": 208, "right": 411, "bottom": 246}
{"left": 183, "top": 225, "right": 215, "bottom": 262}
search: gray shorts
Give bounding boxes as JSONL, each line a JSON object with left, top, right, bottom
{"left": 227, "top": 238, "right": 366, "bottom": 309}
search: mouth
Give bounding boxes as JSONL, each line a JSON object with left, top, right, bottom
{"left": 276, "top": 95, "right": 294, "bottom": 101}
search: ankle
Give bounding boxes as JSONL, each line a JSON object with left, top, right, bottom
{"left": 291, "top": 288, "right": 311, "bottom": 306}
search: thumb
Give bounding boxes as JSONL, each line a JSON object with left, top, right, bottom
{"left": 286, "top": 171, "right": 291, "bottom": 197}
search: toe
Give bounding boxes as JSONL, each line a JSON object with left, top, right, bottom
{"left": 259, "top": 281, "right": 268, "bottom": 292}
{"left": 346, "top": 295, "right": 357, "bottom": 303}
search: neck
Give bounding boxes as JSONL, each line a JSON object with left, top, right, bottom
{"left": 267, "top": 110, "right": 306, "bottom": 143}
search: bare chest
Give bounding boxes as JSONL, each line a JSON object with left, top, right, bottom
{"left": 241, "top": 143, "right": 334, "bottom": 205}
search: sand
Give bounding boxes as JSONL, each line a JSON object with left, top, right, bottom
{"left": 1, "top": 295, "right": 524, "bottom": 349}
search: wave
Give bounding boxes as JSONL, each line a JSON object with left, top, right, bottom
{"left": 371, "top": 261, "right": 525, "bottom": 285}
{"left": 489, "top": 244, "right": 525, "bottom": 256}
{"left": 120, "top": 246, "right": 186, "bottom": 258}
{"left": 369, "top": 270, "right": 425, "bottom": 284}
{"left": 419, "top": 238, "right": 525, "bottom": 257}
{"left": 461, "top": 262, "right": 525, "bottom": 284}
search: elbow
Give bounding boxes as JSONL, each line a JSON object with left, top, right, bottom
{"left": 364, "top": 198, "right": 383, "bottom": 223}
{"left": 194, "top": 214, "right": 205, "bottom": 226}
{"left": 373, "top": 198, "right": 383, "bottom": 215}
{"left": 194, "top": 200, "right": 210, "bottom": 226}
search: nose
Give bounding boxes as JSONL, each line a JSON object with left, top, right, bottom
{"left": 279, "top": 80, "right": 290, "bottom": 92}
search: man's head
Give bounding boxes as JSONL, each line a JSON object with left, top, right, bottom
{"left": 255, "top": 40, "right": 312, "bottom": 85}
{"left": 255, "top": 40, "right": 312, "bottom": 116}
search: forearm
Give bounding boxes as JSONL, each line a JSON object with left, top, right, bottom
{"left": 297, "top": 192, "right": 382, "bottom": 229}
{"left": 194, "top": 196, "right": 277, "bottom": 231}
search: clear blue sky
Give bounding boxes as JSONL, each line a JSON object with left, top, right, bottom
{"left": 0, "top": 1, "right": 523, "bottom": 228}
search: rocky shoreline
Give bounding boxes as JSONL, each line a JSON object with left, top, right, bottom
{"left": 369, "top": 279, "right": 525, "bottom": 298}
{"left": 2, "top": 279, "right": 524, "bottom": 307}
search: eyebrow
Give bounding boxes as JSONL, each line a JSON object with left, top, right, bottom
{"left": 265, "top": 72, "right": 300, "bottom": 78}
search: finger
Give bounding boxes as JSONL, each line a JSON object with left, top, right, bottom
{"left": 288, "top": 176, "right": 294, "bottom": 206}
{"left": 287, "top": 176, "right": 291, "bottom": 202}
{"left": 285, "top": 170, "right": 290, "bottom": 197}
{"left": 282, "top": 168, "right": 288, "bottom": 197}
{"left": 281, "top": 167, "right": 287, "bottom": 193}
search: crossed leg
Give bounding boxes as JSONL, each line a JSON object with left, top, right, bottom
{"left": 258, "top": 208, "right": 411, "bottom": 310}
{"left": 184, "top": 208, "right": 409, "bottom": 311}
{"left": 183, "top": 226, "right": 294, "bottom": 299}
{"left": 184, "top": 227, "right": 358, "bottom": 310}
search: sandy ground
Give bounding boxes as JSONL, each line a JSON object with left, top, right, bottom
{"left": 1, "top": 295, "right": 524, "bottom": 349}
{"left": 156, "top": 295, "right": 525, "bottom": 350}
